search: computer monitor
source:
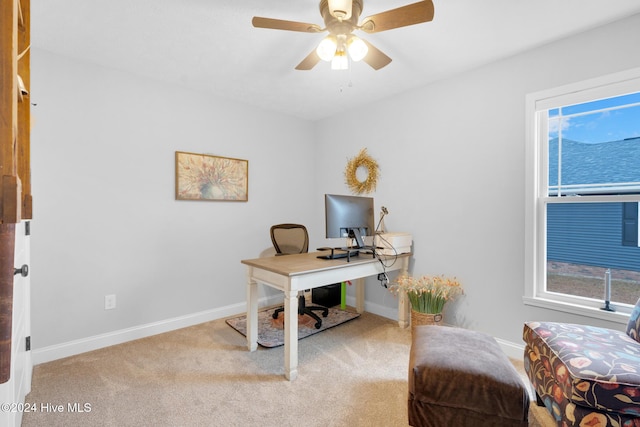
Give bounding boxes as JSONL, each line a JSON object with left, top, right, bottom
{"left": 324, "top": 194, "right": 375, "bottom": 249}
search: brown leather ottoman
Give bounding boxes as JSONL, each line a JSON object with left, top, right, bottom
{"left": 408, "top": 326, "right": 529, "bottom": 427}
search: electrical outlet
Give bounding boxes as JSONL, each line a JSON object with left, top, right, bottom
{"left": 105, "top": 294, "right": 116, "bottom": 310}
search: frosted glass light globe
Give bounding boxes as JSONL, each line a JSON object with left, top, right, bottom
{"left": 316, "top": 37, "right": 337, "bottom": 61}
{"left": 348, "top": 36, "right": 368, "bottom": 62}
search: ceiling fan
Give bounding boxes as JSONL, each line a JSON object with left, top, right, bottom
{"left": 252, "top": 0, "right": 435, "bottom": 71}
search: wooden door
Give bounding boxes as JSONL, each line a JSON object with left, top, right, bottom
{"left": 0, "top": 1, "right": 33, "bottom": 424}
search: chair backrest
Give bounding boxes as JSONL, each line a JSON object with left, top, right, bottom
{"left": 270, "top": 224, "right": 309, "bottom": 255}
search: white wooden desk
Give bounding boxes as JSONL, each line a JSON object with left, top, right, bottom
{"left": 241, "top": 251, "right": 411, "bottom": 380}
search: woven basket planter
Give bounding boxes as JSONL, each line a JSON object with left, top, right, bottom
{"left": 411, "top": 310, "right": 443, "bottom": 328}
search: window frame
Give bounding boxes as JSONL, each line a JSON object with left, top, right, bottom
{"left": 524, "top": 67, "right": 640, "bottom": 324}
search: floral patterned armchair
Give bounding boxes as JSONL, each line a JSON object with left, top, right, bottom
{"left": 523, "top": 302, "right": 640, "bottom": 426}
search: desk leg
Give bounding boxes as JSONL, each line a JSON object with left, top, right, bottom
{"left": 246, "top": 268, "right": 258, "bottom": 352}
{"left": 398, "top": 291, "right": 409, "bottom": 328}
{"left": 398, "top": 257, "right": 410, "bottom": 328}
{"left": 284, "top": 289, "right": 298, "bottom": 381}
{"left": 355, "top": 278, "right": 365, "bottom": 313}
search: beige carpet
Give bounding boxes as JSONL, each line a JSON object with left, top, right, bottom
{"left": 22, "top": 311, "right": 555, "bottom": 426}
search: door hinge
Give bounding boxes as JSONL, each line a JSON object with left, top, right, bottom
{"left": 25, "top": 221, "right": 31, "bottom": 236}
{"left": 25, "top": 336, "right": 31, "bottom": 351}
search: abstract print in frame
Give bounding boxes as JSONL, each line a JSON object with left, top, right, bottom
{"left": 175, "top": 151, "right": 248, "bottom": 201}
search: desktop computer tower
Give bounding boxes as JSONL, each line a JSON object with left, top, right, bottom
{"left": 312, "top": 283, "right": 341, "bottom": 307}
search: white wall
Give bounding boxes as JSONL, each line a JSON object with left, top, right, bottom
{"left": 30, "top": 13, "right": 640, "bottom": 360}
{"left": 314, "top": 13, "right": 640, "bottom": 344}
{"left": 30, "top": 50, "right": 316, "bottom": 354}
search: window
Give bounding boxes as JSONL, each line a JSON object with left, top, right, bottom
{"left": 525, "top": 68, "right": 640, "bottom": 321}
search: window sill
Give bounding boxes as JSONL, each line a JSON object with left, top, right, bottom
{"left": 523, "top": 296, "right": 630, "bottom": 325}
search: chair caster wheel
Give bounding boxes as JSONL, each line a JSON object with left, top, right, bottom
{"left": 272, "top": 312, "right": 279, "bottom": 319}
{"left": 314, "top": 322, "right": 322, "bottom": 329}
{"left": 322, "top": 309, "right": 329, "bottom": 318}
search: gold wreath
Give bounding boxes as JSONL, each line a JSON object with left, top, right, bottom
{"left": 344, "top": 148, "right": 379, "bottom": 194}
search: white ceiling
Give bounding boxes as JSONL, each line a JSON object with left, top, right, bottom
{"left": 31, "top": 0, "right": 640, "bottom": 121}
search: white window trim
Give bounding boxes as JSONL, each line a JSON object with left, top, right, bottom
{"left": 524, "top": 67, "right": 640, "bottom": 324}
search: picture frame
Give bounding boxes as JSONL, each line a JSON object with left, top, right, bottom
{"left": 175, "top": 151, "right": 248, "bottom": 201}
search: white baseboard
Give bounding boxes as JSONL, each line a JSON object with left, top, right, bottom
{"left": 347, "top": 296, "right": 399, "bottom": 322}
{"left": 33, "top": 294, "right": 526, "bottom": 365}
{"left": 495, "top": 337, "right": 525, "bottom": 360}
{"left": 357, "top": 297, "right": 526, "bottom": 360}
{"left": 32, "top": 295, "right": 283, "bottom": 365}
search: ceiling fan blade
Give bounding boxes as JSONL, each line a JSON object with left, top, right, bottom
{"left": 295, "top": 50, "right": 322, "bottom": 70}
{"left": 252, "top": 17, "right": 323, "bottom": 33}
{"left": 360, "top": 0, "right": 434, "bottom": 33}
{"left": 361, "top": 40, "right": 392, "bottom": 70}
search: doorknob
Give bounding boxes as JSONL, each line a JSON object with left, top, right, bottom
{"left": 14, "top": 264, "right": 28, "bottom": 277}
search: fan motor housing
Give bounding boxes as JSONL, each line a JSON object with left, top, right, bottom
{"left": 319, "top": 0, "right": 363, "bottom": 35}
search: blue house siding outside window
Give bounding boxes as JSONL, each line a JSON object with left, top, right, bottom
{"left": 547, "top": 202, "right": 640, "bottom": 272}
{"left": 547, "top": 136, "right": 640, "bottom": 274}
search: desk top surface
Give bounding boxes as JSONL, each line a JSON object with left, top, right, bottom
{"left": 241, "top": 251, "right": 410, "bottom": 277}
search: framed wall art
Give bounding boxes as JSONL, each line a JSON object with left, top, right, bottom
{"left": 175, "top": 151, "right": 248, "bottom": 201}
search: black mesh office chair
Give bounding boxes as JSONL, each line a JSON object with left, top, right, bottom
{"left": 270, "top": 224, "right": 329, "bottom": 329}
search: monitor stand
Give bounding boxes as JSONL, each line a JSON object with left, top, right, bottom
{"left": 346, "top": 227, "right": 366, "bottom": 249}
{"left": 317, "top": 228, "right": 376, "bottom": 261}
{"left": 316, "top": 247, "right": 360, "bottom": 261}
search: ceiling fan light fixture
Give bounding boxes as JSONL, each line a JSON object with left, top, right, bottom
{"left": 252, "top": 0, "right": 435, "bottom": 71}
{"left": 347, "top": 36, "right": 368, "bottom": 62}
{"left": 316, "top": 36, "right": 337, "bottom": 61}
{"left": 331, "top": 50, "right": 348, "bottom": 70}
{"left": 328, "top": 0, "right": 352, "bottom": 20}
